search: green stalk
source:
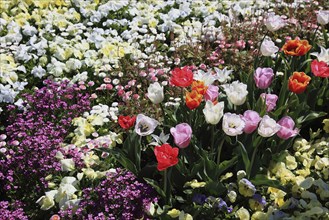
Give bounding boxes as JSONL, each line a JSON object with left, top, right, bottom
{"left": 216, "top": 139, "right": 225, "bottom": 164}
{"left": 253, "top": 31, "right": 269, "bottom": 70}
{"left": 210, "top": 125, "right": 215, "bottom": 159}
{"left": 163, "top": 169, "right": 167, "bottom": 202}
{"left": 247, "top": 145, "right": 259, "bottom": 179}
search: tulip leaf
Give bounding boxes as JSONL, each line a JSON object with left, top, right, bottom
{"left": 205, "top": 180, "right": 226, "bottom": 196}
{"left": 297, "top": 111, "right": 327, "bottom": 124}
{"left": 144, "top": 178, "right": 166, "bottom": 198}
{"left": 124, "top": 132, "right": 141, "bottom": 172}
{"left": 237, "top": 141, "right": 251, "bottom": 177}
{"left": 251, "top": 174, "right": 285, "bottom": 191}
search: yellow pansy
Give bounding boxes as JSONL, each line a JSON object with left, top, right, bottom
{"left": 251, "top": 211, "right": 267, "bottom": 220}
{"left": 323, "top": 119, "right": 329, "bottom": 133}
{"left": 267, "top": 187, "right": 286, "bottom": 207}
{"left": 236, "top": 207, "right": 250, "bottom": 220}
{"left": 286, "top": 155, "right": 298, "bottom": 170}
{"left": 167, "top": 209, "right": 180, "bottom": 218}
{"left": 184, "top": 179, "right": 206, "bottom": 189}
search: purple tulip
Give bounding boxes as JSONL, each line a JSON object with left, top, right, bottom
{"left": 204, "top": 85, "right": 219, "bottom": 101}
{"left": 170, "top": 123, "right": 192, "bottom": 148}
{"left": 277, "top": 116, "right": 299, "bottom": 140}
{"left": 254, "top": 67, "right": 274, "bottom": 89}
{"left": 260, "top": 93, "right": 278, "bottom": 112}
{"left": 242, "top": 110, "right": 261, "bottom": 134}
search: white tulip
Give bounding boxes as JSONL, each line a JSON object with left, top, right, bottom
{"left": 264, "top": 13, "right": 285, "bottom": 32}
{"left": 260, "top": 38, "right": 279, "bottom": 56}
{"left": 147, "top": 82, "right": 164, "bottom": 104}
{"left": 135, "top": 114, "right": 159, "bottom": 136}
{"left": 258, "top": 115, "right": 281, "bottom": 137}
{"left": 317, "top": 10, "right": 329, "bottom": 25}
{"left": 222, "top": 113, "right": 245, "bottom": 136}
{"left": 203, "top": 100, "right": 224, "bottom": 125}
{"left": 222, "top": 81, "right": 248, "bottom": 106}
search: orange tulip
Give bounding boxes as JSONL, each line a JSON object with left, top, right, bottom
{"left": 288, "top": 72, "right": 311, "bottom": 94}
{"left": 282, "top": 39, "right": 312, "bottom": 56}
{"left": 191, "top": 80, "right": 208, "bottom": 95}
{"left": 185, "top": 90, "right": 203, "bottom": 110}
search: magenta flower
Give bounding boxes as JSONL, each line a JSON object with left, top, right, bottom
{"left": 242, "top": 110, "right": 261, "bottom": 134}
{"left": 277, "top": 116, "right": 299, "bottom": 140}
{"left": 204, "top": 85, "right": 219, "bottom": 101}
{"left": 260, "top": 93, "right": 278, "bottom": 112}
{"left": 254, "top": 67, "right": 274, "bottom": 89}
{"left": 170, "top": 123, "right": 192, "bottom": 148}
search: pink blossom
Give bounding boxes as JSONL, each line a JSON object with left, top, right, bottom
{"left": 260, "top": 93, "right": 278, "bottom": 112}
{"left": 277, "top": 116, "right": 299, "bottom": 140}
{"left": 242, "top": 110, "right": 261, "bottom": 134}
{"left": 254, "top": 67, "right": 274, "bottom": 89}
{"left": 204, "top": 85, "right": 219, "bottom": 101}
{"left": 170, "top": 123, "right": 192, "bottom": 148}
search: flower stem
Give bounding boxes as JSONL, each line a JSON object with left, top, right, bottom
{"left": 216, "top": 139, "right": 225, "bottom": 164}
{"left": 210, "top": 125, "right": 215, "bottom": 159}
{"left": 163, "top": 169, "right": 167, "bottom": 201}
{"left": 248, "top": 145, "right": 259, "bottom": 179}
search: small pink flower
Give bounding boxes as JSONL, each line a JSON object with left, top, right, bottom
{"left": 90, "top": 93, "right": 98, "bottom": 99}
{"left": 260, "top": 93, "right": 278, "bottom": 112}
{"left": 254, "top": 67, "right": 274, "bottom": 89}
{"left": 170, "top": 123, "right": 192, "bottom": 148}
{"left": 87, "top": 81, "right": 95, "bottom": 86}
{"left": 242, "top": 110, "right": 262, "bottom": 134}
{"left": 277, "top": 116, "right": 299, "bottom": 140}
{"left": 204, "top": 85, "right": 219, "bottom": 101}
{"left": 104, "top": 77, "right": 111, "bottom": 83}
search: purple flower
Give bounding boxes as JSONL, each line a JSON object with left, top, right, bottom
{"left": 260, "top": 93, "right": 278, "bottom": 112}
{"left": 254, "top": 67, "right": 274, "bottom": 89}
{"left": 277, "top": 116, "right": 299, "bottom": 140}
{"left": 204, "top": 85, "right": 219, "bottom": 101}
{"left": 242, "top": 110, "right": 261, "bottom": 134}
{"left": 192, "top": 194, "right": 207, "bottom": 205}
{"left": 170, "top": 123, "right": 192, "bottom": 148}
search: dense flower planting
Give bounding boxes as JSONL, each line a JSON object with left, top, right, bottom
{"left": 0, "top": 0, "right": 329, "bottom": 219}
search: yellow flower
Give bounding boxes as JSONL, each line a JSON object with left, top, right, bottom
{"left": 286, "top": 155, "right": 298, "bottom": 170}
{"left": 251, "top": 211, "right": 267, "bottom": 220}
{"left": 323, "top": 119, "right": 329, "bottom": 133}
{"left": 167, "top": 209, "right": 180, "bottom": 218}
{"left": 267, "top": 187, "right": 286, "bottom": 207}
{"left": 236, "top": 207, "right": 250, "bottom": 220}
{"left": 184, "top": 179, "right": 206, "bottom": 189}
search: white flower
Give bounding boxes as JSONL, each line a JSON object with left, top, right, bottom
{"left": 260, "top": 38, "right": 279, "bottom": 56}
{"left": 60, "top": 158, "right": 75, "bottom": 171}
{"left": 258, "top": 115, "right": 281, "bottom": 137}
{"left": 317, "top": 10, "right": 329, "bottom": 25}
{"left": 264, "top": 13, "right": 285, "bottom": 32}
{"left": 213, "top": 67, "right": 233, "bottom": 83}
{"left": 236, "top": 207, "right": 250, "bottom": 220}
{"left": 135, "top": 114, "right": 159, "bottom": 136}
{"left": 150, "top": 131, "right": 170, "bottom": 146}
{"left": 222, "top": 81, "right": 248, "bottom": 106}
{"left": 31, "top": 65, "right": 46, "bottom": 79}
{"left": 193, "top": 70, "right": 216, "bottom": 86}
{"left": 147, "top": 82, "right": 164, "bottom": 104}
{"left": 222, "top": 113, "right": 245, "bottom": 136}
{"left": 36, "top": 190, "right": 58, "bottom": 210}
{"left": 310, "top": 45, "right": 329, "bottom": 64}
{"left": 203, "top": 100, "right": 224, "bottom": 125}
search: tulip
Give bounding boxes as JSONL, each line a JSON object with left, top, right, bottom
{"left": 135, "top": 114, "right": 159, "bottom": 136}
{"left": 277, "top": 116, "right": 299, "bottom": 140}
{"left": 222, "top": 113, "right": 245, "bottom": 136}
{"left": 311, "top": 60, "right": 329, "bottom": 78}
{"left": 260, "top": 93, "right": 278, "bottom": 112}
{"left": 282, "top": 39, "right": 312, "bottom": 56}
{"left": 317, "top": 10, "right": 329, "bottom": 25}
{"left": 288, "top": 72, "right": 311, "bottom": 94}
{"left": 170, "top": 66, "right": 194, "bottom": 87}
{"left": 254, "top": 67, "right": 274, "bottom": 89}
{"left": 118, "top": 115, "right": 136, "bottom": 129}
{"left": 222, "top": 81, "right": 248, "bottom": 106}
{"left": 147, "top": 82, "right": 164, "bottom": 104}
{"left": 185, "top": 90, "right": 203, "bottom": 110}
{"left": 203, "top": 100, "right": 224, "bottom": 125}
{"left": 260, "top": 39, "right": 279, "bottom": 56}
{"left": 191, "top": 80, "right": 208, "bottom": 95}
{"left": 154, "top": 144, "right": 179, "bottom": 171}
{"left": 242, "top": 110, "right": 261, "bottom": 134}
{"left": 264, "top": 13, "right": 285, "bottom": 32}
{"left": 170, "top": 123, "right": 192, "bottom": 148}
{"left": 258, "top": 115, "right": 281, "bottom": 137}
{"left": 204, "top": 85, "right": 219, "bottom": 101}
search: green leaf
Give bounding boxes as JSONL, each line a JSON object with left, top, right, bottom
{"left": 205, "top": 180, "right": 226, "bottom": 196}
{"left": 237, "top": 141, "right": 251, "bottom": 176}
{"left": 297, "top": 111, "right": 327, "bottom": 124}
{"left": 144, "top": 178, "right": 166, "bottom": 198}
{"left": 251, "top": 174, "right": 285, "bottom": 191}
{"left": 123, "top": 132, "right": 141, "bottom": 172}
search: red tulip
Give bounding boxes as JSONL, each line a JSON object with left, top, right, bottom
{"left": 311, "top": 60, "right": 329, "bottom": 78}
{"left": 170, "top": 66, "right": 194, "bottom": 87}
{"left": 154, "top": 144, "right": 179, "bottom": 171}
{"left": 118, "top": 115, "right": 136, "bottom": 129}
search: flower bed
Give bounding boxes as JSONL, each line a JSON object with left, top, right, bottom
{"left": 0, "top": 0, "right": 329, "bottom": 219}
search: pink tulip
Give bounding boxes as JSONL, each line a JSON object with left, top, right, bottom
{"left": 204, "top": 85, "right": 219, "bottom": 101}
{"left": 277, "top": 116, "right": 299, "bottom": 140}
{"left": 260, "top": 93, "right": 278, "bottom": 112}
{"left": 254, "top": 67, "right": 274, "bottom": 89}
{"left": 242, "top": 110, "right": 262, "bottom": 134}
{"left": 170, "top": 123, "right": 192, "bottom": 148}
